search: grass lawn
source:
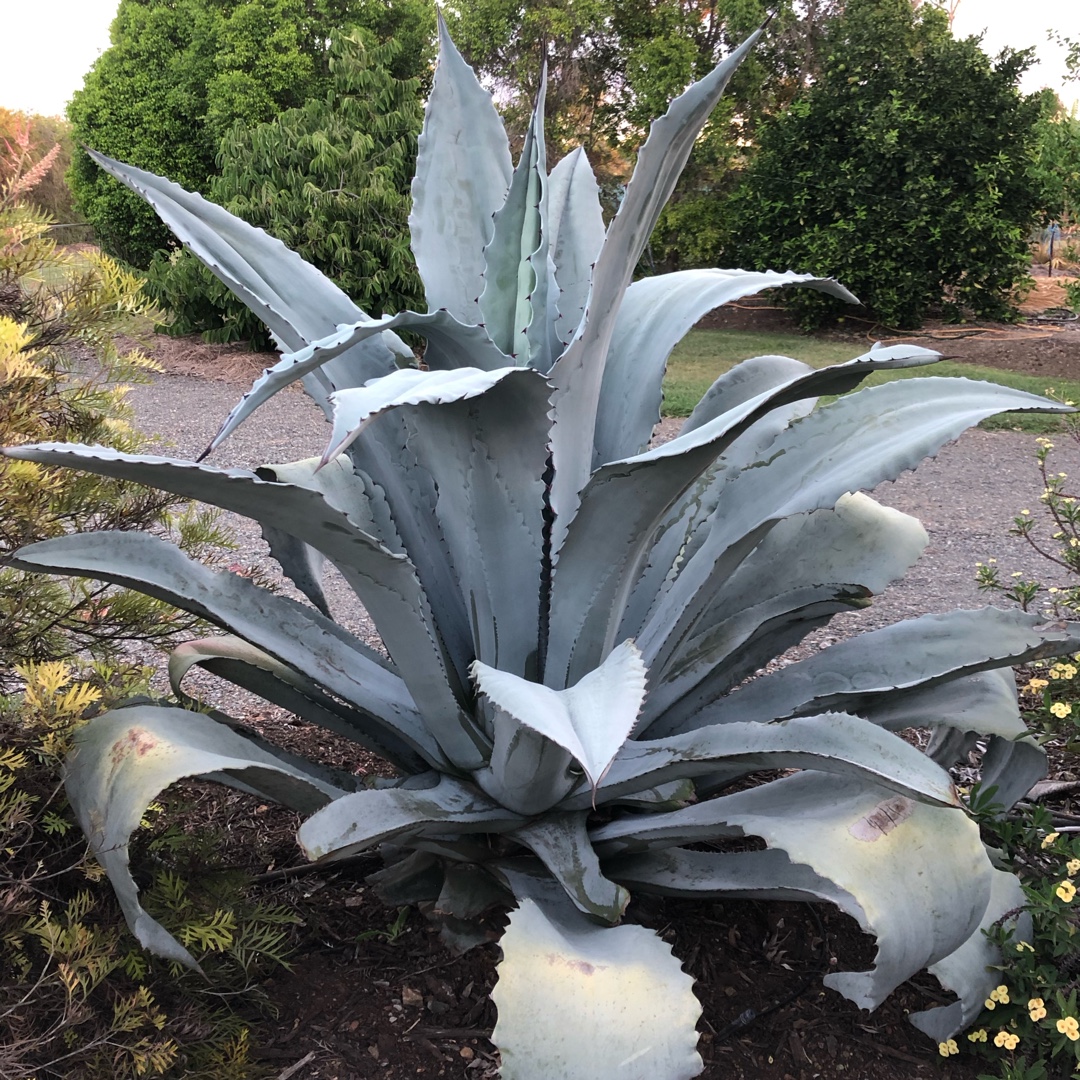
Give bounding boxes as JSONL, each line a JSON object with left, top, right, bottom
{"left": 662, "top": 329, "right": 1080, "bottom": 433}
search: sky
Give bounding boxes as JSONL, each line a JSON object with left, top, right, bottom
{"left": 0, "top": 0, "right": 1077, "bottom": 119}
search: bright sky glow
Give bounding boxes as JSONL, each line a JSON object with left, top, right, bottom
{"left": 0, "top": 0, "right": 1076, "bottom": 119}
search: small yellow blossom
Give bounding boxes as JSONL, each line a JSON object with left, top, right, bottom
{"left": 938, "top": 1038, "right": 959, "bottom": 1057}
{"left": 1012, "top": 571, "right": 1023, "bottom": 578}
{"left": 1029, "top": 998, "right": 1047, "bottom": 1021}
{"left": 1057, "top": 880, "right": 1077, "bottom": 903}
{"left": 1015, "top": 941, "right": 1035, "bottom": 952}
{"left": 1043, "top": 832, "right": 1061, "bottom": 848}
{"left": 968, "top": 1028, "right": 988, "bottom": 1042}
{"left": 993, "top": 1031, "right": 1019, "bottom": 1050}
{"left": 1027, "top": 678, "right": 1049, "bottom": 690}
{"left": 1020, "top": 509, "right": 1031, "bottom": 515}
{"left": 1037, "top": 437, "right": 1054, "bottom": 448}
{"left": 1068, "top": 858, "right": 1080, "bottom": 876}
{"left": 1057, "top": 1016, "right": 1080, "bottom": 1041}
{"left": 984, "top": 997, "right": 996, "bottom": 1010}
{"left": 1050, "top": 701, "right": 1072, "bottom": 718}
{"left": 989, "top": 985, "right": 1010, "bottom": 1004}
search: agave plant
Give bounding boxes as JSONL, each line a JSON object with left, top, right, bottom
{"left": 6, "top": 19, "right": 1076, "bottom": 1079}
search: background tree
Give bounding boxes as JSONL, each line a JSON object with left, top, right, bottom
{"left": 1032, "top": 97, "right": 1080, "bottom": 227}
{"left": 446, "top": 0, "right": 841, "bottom": 253}
{"left": 146, "top": 30, "right": 424, "bottom": 346}
{"left": 67, "top": 0, "right": 434, "bottom": 268}
{"left": 725, "top": 0, "right": 1046, "bottom": 328}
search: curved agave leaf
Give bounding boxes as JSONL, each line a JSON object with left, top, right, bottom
{"left": 84, "top": 150, "right": 398, "bottom": 413}
{"left": 606, "top": 843, "right": 1025, "bottom": 1040}
{"left": 66, "top": 703, "right": 347, "bottom": 969}
{"left": 492, "top": 897, "right": 702, "bottom": 1080}
{"left": 909, "top": 869, "right": 1031, "bottom": 1042}
{"left": 256, "top": 455, "right": 402, "bottom": 610}
{"left": 396, "top": 372, "right": 551, "bottom": 674}
{"left": 410, "top": 12, "right": 512, "bottom": 325}
{"left": 480, "top": 78, "right": 546, "bottom": 362}
{"left": 473, "top": 640, "right": 647, "bottom": 793}
{"left": 667, "top": 607, "right": 1080, "bottom": 735}
{"left": 863, "top": 669, "right": 1044, "bottom": 809}
{"left": 8, "top": 531, "right": 455, "bottom": 768}
{"left": 565, "top": 711, "right": 958, "bottom": 811}
{"left": 474, "top": 706, "right": 578, "bottom": 815}
{"left": 1, "top": 443, "right": 488, "bottom": 766}
{"left": 168, "top": 636, "right": 428, "bottom": 772}
{"left": 297, "top": 773, "right": 524, "bottom": 861}
{"left": 509, "top": 813, "right": 629, "bottom": 923}
{"left": 203, "top": 310, "right": 512, "bottom": 459}
{"left": 546, "top": 352, "right": 949, "bottom": 687}
{"left": 637, "top": 378, "right": 1069, "bottom": 683}
{"left": 594, "top": 269, "right": 860, "bottom": 465}
{"left": 321, "top": 366, "right": 535, "bottom": 464}
{"left": 642, "top": 494, "right": 929, "bottom": 726}
{"left": 255, "top": 454, "right": 399, "bottom": 548}
{"left": 547, "top": 27, "right": 764, "bottom": 551}
{"left": 546, "top": 148, "right": 605, "bottom": 356}
{"left": 603, "top": 771, "right": 993, "bottom": 1013}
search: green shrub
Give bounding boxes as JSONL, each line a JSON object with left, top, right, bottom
{"left": 726, "top": 0, "right": 1046, "bottom": 329}
{"left": 0, "top": 145, "right": 229, "bottom": 672}
{"left": 145, "top": 30, "right": 423, "bottom": 347}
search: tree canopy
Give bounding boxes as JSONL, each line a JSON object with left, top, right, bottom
{"left": 146, "top": 30, "right": 424, "bottom": 345}
{"left": 68, "top": 0, "right": 433, "bottom": 267}
{"left": 725, "top": 0, "right": 1047, "bottom": 328}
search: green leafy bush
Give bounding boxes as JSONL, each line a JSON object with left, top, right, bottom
{"left": 0, "top": 150, "right": 228, "bottom": 672}
{"left": 726, "top": 0, "right": 1046, "bottom": 329}
{"left": 145, "top": 30, "right": 424, "bottom": 347}
{"left": 8, "top": 20, "right": 1077, "bottom": 1079}
{"left": 67, "top": 0, "right": 434, "bottom": 269}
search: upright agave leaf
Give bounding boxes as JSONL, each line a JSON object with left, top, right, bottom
{"left": 7, "top": 20, "right": 1077, "bottom": 1080}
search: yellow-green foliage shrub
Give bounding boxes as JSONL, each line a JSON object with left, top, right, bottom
{"left": 0, "top": 140, "right": 229, "bottom": 673}
{"left": 1, "top": 139, "right": 287, "bottom": 1079}
{"left": 0, "top": 661, "right": 295, "bottom": 1079}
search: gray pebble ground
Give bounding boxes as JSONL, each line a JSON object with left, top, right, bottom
{"left": 125, "top": 370, "right": 1074, "bottom": 710}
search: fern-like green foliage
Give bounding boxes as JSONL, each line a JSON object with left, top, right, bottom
{"left": 0, "top": 174, "right": 230, "bottom": 674}
{"left": 0, "top": 661, "right": 295, "bottom": 1079}
{"left": 146, "top": 30, "right": 424, "bottom": 347}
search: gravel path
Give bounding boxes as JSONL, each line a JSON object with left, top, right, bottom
{"left": 126, "top": 369, "right": 1074, "bottom": 698}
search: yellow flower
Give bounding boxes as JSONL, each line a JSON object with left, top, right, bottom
{"left": 993, "top": 1031, "right": 1019, "bottom": 1050}
{"left": 1056, "top": 880, "right": 1077, "bottom": 903}
{"left": 1068, "top": 859, "right": 1080, "bottom": 876}
{"left": 1029, "top": 998, "right": 1047, "bottom": 1021}
{"left": 938, "top": 1038, "right": 959, "bottom": 1057}
{"left": 1015, "top": 941, "right": 1035, "bottom": 953}
{"left": 1027, "top": 678, "right": 1049, "bottom": 690}
{"left": 1049, "top": 701, "right": 1072, "bottom": 718}
{"left": 1057, "top": 1016, "right": 1080, "bottom": 1041}
{"left": 989, "top": 985, "right": 1010, "bottom": 1004}
{"left": 968, "top": 1028, "right": 988, "bottom": 1042}
{"left": 1043, "top": 832, "right": 1061, "bottom": 848}
{"left": 984, "top": 998, "right": 996, "bottom": 1010}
